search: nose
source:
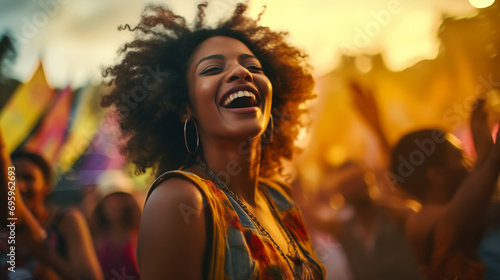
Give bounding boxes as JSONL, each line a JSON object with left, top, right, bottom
{"left": 225, "top": 64, "right": 253, "bottom": 83}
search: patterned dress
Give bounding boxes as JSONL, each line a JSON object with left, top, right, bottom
{"left": 146, "top": 170, "right": 326, "bottom": 280}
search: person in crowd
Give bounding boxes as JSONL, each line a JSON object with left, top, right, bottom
{"left": 343, "top": 82, "right": 499, "bottom": 279}
{"left": 306, "top": 162, "right": 424, "bottom": 280}
{"left": 390, "top": 122, "right": 499, "bottom": 279}
{"left": 100, "top": 2, "right": 326, "bottom": 279}
{"left": 91, "top": 191, "right": 141, "bottom": 279}
{"left": 0, "top": 135, "right": 104, "bottom": 279}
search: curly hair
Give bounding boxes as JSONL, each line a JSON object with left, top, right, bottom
{"left": 101, "top": 2, "right": 315, "bottom": 178}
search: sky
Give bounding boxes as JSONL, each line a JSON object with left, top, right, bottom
{"left": 0, "top": 0, "right": 490, "bottom": 88}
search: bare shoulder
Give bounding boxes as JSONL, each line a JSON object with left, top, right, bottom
{"left": 142, "top": 177, "right": 207, "bottom": 227}
{"left": 405, "top": 204, "right": 448, "bottom": 257}
{"left": 56, "top": 208, "right": 88, "bottom": 236}
{"left": 138, "top": 177, "right": 207, "bottom": 279}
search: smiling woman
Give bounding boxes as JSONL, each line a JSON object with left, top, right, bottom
{"left": 101, "top": 2, "right": 325, "bottom": 280}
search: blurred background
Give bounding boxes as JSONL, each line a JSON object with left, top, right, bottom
{"left": 1, "top": 0, "right": 499, "bottom": 216}
{"left": 1, "top": 0, "right": 500, "bottom": 279}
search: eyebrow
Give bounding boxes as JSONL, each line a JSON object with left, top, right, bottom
{"left": 195, "top": 54, "right": 224, "bottom": 72}
{"left": 194, "top": 53, "right": 258, "bottom": 72}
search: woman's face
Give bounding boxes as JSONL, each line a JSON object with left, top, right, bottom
{"left": 13, "top": 158, "right": 50, "bottom": 208}
{"left": 186, "top": 36, "right": 273, "bottom": 143}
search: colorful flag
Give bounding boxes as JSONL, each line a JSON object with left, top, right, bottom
{"left": 55, "top": 83, "right": 107, "bottom": 174}
{"left": 24, "top": 86, "right": 73, "bottom": 162}
{"left": 0, "top": 63, "right": 56, "bottom": 152}
{"left": 73, "top": 113, "right": 125, "bottom": 186}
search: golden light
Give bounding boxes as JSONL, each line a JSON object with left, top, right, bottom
{"left": 329, "top": 194, "right": 346, "bottom": 210}
{"left": 326, "top": 145, "right": 348, "bottom": 167}
{"left": 405, "top": 199, "right": 422, "bottom": 212}
{"left": 469, "top": 0, "right": 495, "bottom": 8}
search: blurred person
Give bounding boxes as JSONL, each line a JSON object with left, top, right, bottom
{"left": 350, "top": 81, "right": 500, "bottom": 279}
{"left": 478, "top": 201, "right": 500, "bottom": 280}
{"left": 100, "top": 2, "right": 325, "bottom": 279}
{"left": 0, "top": 130, "right": 104, "bottom": 279}
{"left": 389, "top": 98, "right": 500, "bottom": 280}
{"left": 91, "top": 191, "right": 141, "bottom": 279}
{"left": 300, "top": 162, "right": 424, "bottom": 280}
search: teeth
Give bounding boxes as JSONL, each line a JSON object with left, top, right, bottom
{"left": 222, "top": 90, "right": 256, "bottom": 107}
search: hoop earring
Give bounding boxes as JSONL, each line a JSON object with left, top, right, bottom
{"left": 264, "top": 114, "right": 274, "bottom": 140}
{"left": 184, "top": 115, "right": 199, "bottom": 155}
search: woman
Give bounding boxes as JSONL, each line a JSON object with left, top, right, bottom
{"left": 91, "top": 192, "right": 141, "bottom": 279}
{"left": 102, "top": 3, "right": 326, "bottom": 279}
{"left": 0, "top": 148, "right": 104, "bottom": 279}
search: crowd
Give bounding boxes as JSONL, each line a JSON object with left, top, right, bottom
{"left": 1, "top": 2, "right": 499, "bottom": 280}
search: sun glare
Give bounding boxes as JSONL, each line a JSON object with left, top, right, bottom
{"left": 469, "top": 0, "right": 495, "bottom": 8}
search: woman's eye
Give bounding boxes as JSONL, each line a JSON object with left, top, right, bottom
{"left": 246, "top": 65, "right": 264, "bottom": 73}
{"left": 200, "top": 66, "right": 223, "bottom": 75}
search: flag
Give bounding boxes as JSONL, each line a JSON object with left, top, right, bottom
{"left": 72, "top": 113, "right": 125, "bottom": 186}
{"left": 0, "top": 63, "right": 56, "bottom": 152}
{"left": 24, "top": 86, "right": 73, "bottom": 162}
{"left": 55, "top": 83, "right": 107, "bottom": 174}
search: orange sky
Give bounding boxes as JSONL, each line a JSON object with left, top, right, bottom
{"left": 0, "top": 0, "right": 488, "bottom": 87}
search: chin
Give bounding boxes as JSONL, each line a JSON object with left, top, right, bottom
{"left": 227, "top": 123, "right": 266, "bottom": 140}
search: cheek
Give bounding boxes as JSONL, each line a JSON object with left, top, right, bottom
{"left": 190, "top": 77, "right": 218, "bottom": 108}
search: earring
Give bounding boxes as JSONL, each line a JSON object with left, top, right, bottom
{"left": 264, "top": 114, "right": 274, "bottom": 140}
{"left": 184, "top": 115, "right": 199, "bottom": 155}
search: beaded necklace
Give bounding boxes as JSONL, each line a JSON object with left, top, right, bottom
{"left": 196, "top": 158, "right": 312, "bottom": 280}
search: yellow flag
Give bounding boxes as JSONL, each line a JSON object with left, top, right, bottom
{"left": 0, "top": 63, "right": 56, "bottom": 153}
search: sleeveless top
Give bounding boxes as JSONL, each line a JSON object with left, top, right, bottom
{"left": 97, "top": 234, "right": 141, "bottom": 280}
{"left": 146, "top": 170, "right": 326, "bottom": 280}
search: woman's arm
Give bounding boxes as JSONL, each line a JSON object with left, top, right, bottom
{"left": 349, "top": 81, "right": 392, "bottom": 157}
{"left": 1, "top": 127, "right": 103, "bottom": 279}
{"left": 440, "top": 125, "right": 500, "bottom": 244}
{"left": 21, "top": 209, "right": 105, "bottom": 280}
{"left": 406, "top": 124, "right": 500, "bottom": 262}
{"left": 137, "top": 178, "right": 207, "bottom": 280}
{"left": 0, "top": 128, "right": 46, "bottom": 241}
{"left": 470, "top": 97, "right": 494, "bottom": 165}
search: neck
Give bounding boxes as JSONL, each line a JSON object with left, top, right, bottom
{"left": 199, "top": 135, "right": 262, "bottom": 206}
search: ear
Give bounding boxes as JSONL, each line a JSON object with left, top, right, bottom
{"left": 179, "top": 105, "right": 193, "bottom": 122}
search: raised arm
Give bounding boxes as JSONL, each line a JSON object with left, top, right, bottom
{"left": 0, "top": 128, "right": 46, "bottom": 241}
{"left": 1, "top": 128, "right": 103, "bottom": 279}
{"left": 470, "top": 97, "right": 494, "bottom": 165}
{"left": 443, "top": 125, "right": 500, "bottom": 243}
{"left": 349, "top": 81, "right": 392, "bottom": 156}
{"left": 137, "top": 178, "right": 207, "bottom": 280}
{"left": 20, "top": 209, "right": 105, "bottom": 280}
{"left": 405, "top": 122, "right": 500, "bottom": 269}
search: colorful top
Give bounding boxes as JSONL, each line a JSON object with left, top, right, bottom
{"left": 146, "top": 170, "right": 326, "bottom": 280}
{"left": 97, "top": 234, "right": 141, "bottom": 280}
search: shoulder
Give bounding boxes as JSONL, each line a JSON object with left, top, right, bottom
{"left": 55, "top": 208, "right": 89, "bottom": 236}
{"left": 405, "top": 204, "right": 449, "bottom": 259}
{"left": 143, "top": 177, "right": 205, "bottom": 219}
{"left": 138, "top": 175, "right": 208, "bottom": 278}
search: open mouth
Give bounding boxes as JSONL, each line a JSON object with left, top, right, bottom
{"left": 220, "top": 90, "right": 259, "bottom": 109}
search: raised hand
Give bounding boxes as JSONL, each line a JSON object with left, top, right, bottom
{"left": 349, "top": 80, "right": 391, "bottom": 155}
{"left": 0, "top": 127, "right": 46, "bottom": 241}
{"left": 349, "top": 81, "right": 382, "bottom": 131}
{"left": 470, "top": 96, "right": 494, "bottom": 164}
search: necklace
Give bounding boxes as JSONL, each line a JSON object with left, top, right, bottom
{"left": 196, "top": 158, "right": 312, "bottom": 280}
